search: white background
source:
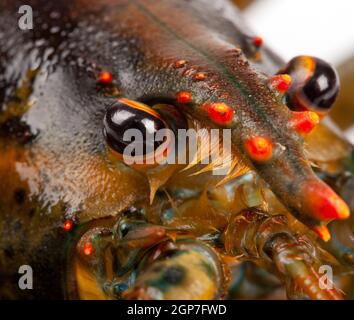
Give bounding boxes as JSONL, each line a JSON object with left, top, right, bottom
{"left": 244, "top": 0, "right": 354, "bottom": 66}
{"left": 244, "top": 0, "right": 354, "bottom": 142}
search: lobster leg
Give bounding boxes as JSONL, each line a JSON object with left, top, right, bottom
{"left": 223, "top": 209, "right": 343, "bottom": 300}
{"left": 69, "top": 209, "right": 224, "bottom": 300}
{"left": 68, "top": 210, "right": 169, "bottom": 299}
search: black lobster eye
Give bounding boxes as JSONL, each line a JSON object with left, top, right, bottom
{"left": 280, "top": 56, "right": 340, "bottom": 115}
{"left": 103, "top": 98, "right": 167, "bottom": 159}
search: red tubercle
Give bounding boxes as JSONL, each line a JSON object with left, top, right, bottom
{"left": 83, "top": 242, "right": 94, "bottom": 256}
{"left": 204, "top": 102, "right": 235, "bottom": 125}
{"left": 98, "top": 71, "right": 113, "bottom": 84}
{"left": 305, "top": 180, "right": 350, "bottom": 222}
{"left": 270, "top": 74, "right": 292, "bottom": 93}
{"left": 289, "top": 111, "right": 320, "bottom": 135}
{"left": 176, "top": 91, "right": 192, "bottom": 104}
{"left": 244, "top": 136, "right": 273, "bottom": 162}
{"left": 174, "top": 60, "right": 187, "bottom": 68}
{"left": 63, "top": 219, "right": 74, "bottom": 232}
{"left": 253, "top": 36, "right": 264, "bottom": 47}
{"left": 313, "top": 225, "right": 331, "bottom": 242}
{"left": 194, "top": 72, "right": 207, "bottom": 81}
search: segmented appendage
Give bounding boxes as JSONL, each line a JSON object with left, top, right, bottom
{"left": 223, "top": 210, "right": 343, "bottom": 300}
{"left": 70, "top": 210, "right": 225, "bottom": 300}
